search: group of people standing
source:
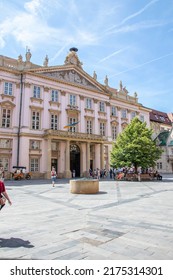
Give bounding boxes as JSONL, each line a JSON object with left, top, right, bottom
{"left": 89, "top": 168, "right": 108, "bottom": 179}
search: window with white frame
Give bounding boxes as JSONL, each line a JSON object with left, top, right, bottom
{"left": 112, "top": 126, "right": 117, "bottom": 140}
{"left": 4, "top": 82, "right": 13, "bottom": 96}
{"left": 33, "top": 85, "right": 41, "bottom": 98}
{"left": 86, "top": 98, "right": 92, "bottom": 109}
{"left": 99, "top": 102, "right": 105, "bottom": 112}
{"left": 30, "top": 158, "right": 39, "bottom": 172}
{"left": 51, "top": 114, "right": 58, "bottom": 130}
{"left": 157, "top": 162, "right": 162, "bottom": 170}
{"left": 140, "top": 115, "right": 145, "bottom": 122}
{"left": 0, "top": 139, "right": 11, "bottom": 148}
{"left": 69, "top": 94, "right": 76, "bottom": 106}
{"left": 111, "top": 106, "right": 116, "bottom": 116}
{"left": 131, "top": 111, "right": 136, "bottom": 119}
{"left": 2, "top": 108, "right": 11, "bottom": 128}
{"left": 30, "top": 140, "right": 40, "bottom": 149}
{"left": 51, "top": 90, "right": 58, "bottom": 102}
{"left": 32, "top": 111, "right": 40, "bottom": 130}
{"left": 86, "top": 120, "right": 92, "bottom": 134}
{"left": 69, "top": 117, "right": 76, "bottom": 132}
{"left": 0, "top": 157, "right": 9, "bottom": 171}
{"left": 121, "top": 109, "right": 127, "bottom": 118}
{"left": 100, "top": 122, "right": 105, "bottom": 136}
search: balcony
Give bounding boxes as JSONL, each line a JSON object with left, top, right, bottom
{"left": 66, "top": 105, "right": 80, "bottom": 114}
{"left": 44, "top": 129, "right": 108, "bottom": 142}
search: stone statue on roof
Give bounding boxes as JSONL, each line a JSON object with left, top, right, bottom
{"left": 104, "top": 75, "right": 108, "bottom": 86}
{"left": 43, "top": 55, "right": 49, "bottom": 67}
{"left": 119, "top": 80, "right": 123, "bottom": 90}
{"left": 25, "top": 49, "right": 31, "bottom": 62}
{"left": 64, "top": 47, "right": 83, "bottom": 68}
{"left": 93, "top": 71, "right": 97, "bottom": 80}
{"left": 18, "top": 55, "right": 23, "bottom": 63}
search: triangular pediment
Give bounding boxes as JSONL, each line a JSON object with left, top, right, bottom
{"left": 38, "top": 68, "right": 105, "bottom": 92}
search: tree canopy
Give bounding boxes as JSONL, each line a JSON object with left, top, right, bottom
{"left": 110, "top": 117, "right": 163, "bottom": 173}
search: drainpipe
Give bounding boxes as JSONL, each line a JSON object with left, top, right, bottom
{"left": 16, "top": 73, "right": 23, "bottom": 166}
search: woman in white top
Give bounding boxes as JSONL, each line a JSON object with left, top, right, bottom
{"left": 51, "top": 167, "right": 57, "bottom": 187}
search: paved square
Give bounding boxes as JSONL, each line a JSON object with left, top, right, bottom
{"left": 1, "top": 176, "right": 173, "bottom": 260}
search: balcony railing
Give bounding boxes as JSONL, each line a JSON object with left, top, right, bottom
{"left": 44, "top": 129, "right": 108, "bottom": 142}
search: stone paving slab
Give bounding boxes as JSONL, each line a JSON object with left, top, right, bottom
{"left": 0, "top": 175, "right": 173, "bottom": 260}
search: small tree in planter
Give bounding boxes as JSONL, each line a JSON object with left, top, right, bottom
{"left": 110, "top": 117, "right": 162, "bottom": 174}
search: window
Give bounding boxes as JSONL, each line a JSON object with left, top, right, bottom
{"left": 4, "top": 82, "right": 13, "bottom": 95}
{"left": 86, "top": 98, "right": 92, "bottom": 109}
{"left": 32, "top": 111, "right": 40, "bottom": 130}
{"left": 131, "top": 111, "right": 136, "bottom": 119}
{"left": 33, "top": 85, "right": 41, "bottom": 98}
{"left": 0, "top": 139, "right": 11, "bottom": 148}
{"left": 2, "top": 109, "right": 11, "bottom": 128}
{"left": 99, "top": 102, "right": 105, "bottom": 112}
{"left": 0, "top": 158, "right": 9, "bottom": 171}
{"left": 86, "top": 120, "right": 92, "bottom": 134}
{"left": 140, "top": 115, "right": 145, "bottom": 122}
{"left": 111, "top": 106, "right": 116, "bottom": 116}
{"left": 157, "top": 162, "right": 162, "bottom": 170}
{"left": 121, "top": 109, "right": 127, "bottom": 118}
{"left": 51, "top": 114, "right": 58, "bottom": 130}
{"left": 69, "top": 118, "right": 76, "bottom": 132}
{"left": 100, "top": 122, "right": 105, "bottom": 136}
{"left": 69, "top": 94, "right": 76, "bottom": 106}
{"left": 160, "top": 116, "right": 165, "bottom": 121}
{"left": 30, "top": 158, "right": 39, "bottom": 172}
{"left": 51, "top": 90, "right": 58, "bottom": 102}
{"left": 30, "top": 140, "right": 40, "bottom": 149}
{"left": 112, "top": 126, "right": 117, "bottom": 140}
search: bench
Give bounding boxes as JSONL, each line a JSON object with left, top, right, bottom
{"left": 125, "top": 173, "right": 138, "bottom": 181}
{"left": 139, "top": 173, "right": 153, "bottom": 181}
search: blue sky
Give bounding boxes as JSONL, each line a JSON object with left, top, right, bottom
{"left": 0, "top": 0, "right": 173, "bottom": 113}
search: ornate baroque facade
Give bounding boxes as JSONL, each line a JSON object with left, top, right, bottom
{"left": 0, "top": 48, "right": 151, "bottom": 178}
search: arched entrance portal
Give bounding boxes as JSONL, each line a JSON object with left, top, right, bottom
{"left": 70, "top": 144, "right": 80, "bottom": 177}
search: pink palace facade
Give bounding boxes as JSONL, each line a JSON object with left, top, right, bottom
{"left": 0, "top": 48, "right": 150, "bottom": 179}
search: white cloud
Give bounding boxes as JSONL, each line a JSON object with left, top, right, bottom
{"left": 24, "top": 0, "right": 42, "bottom": 15}
{"left": 97, "top": 48, "right": 128, "bottom": 63}
{"left": 0, "top": 0, "right": 101, "bottom": 52}
{"left": 108, "top": 20, "right": 168, "bottom": 34}
{"left": 121, "top": 0, "right": 159, "bottom": 25}
{"left": 109, "top": 51, "right": 173, "bottom": 78}
{"left": 106, "top": 0, "right": 160, "bottom": 33}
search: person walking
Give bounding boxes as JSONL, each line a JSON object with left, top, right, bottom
{"left": 51, "top": 167, "right": 57, "bottom": 187}
{"left": 0, "top": 180, "right": 12, "bottom": 211}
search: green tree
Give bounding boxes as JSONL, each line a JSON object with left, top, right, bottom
{"left": 110, "top": 117, "right": 162, "bottom": 173}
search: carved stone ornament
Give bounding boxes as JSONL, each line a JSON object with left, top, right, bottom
{"left": 43, "top": 70, "right": 99, "bottom": 90}
{"left": 64, "top": 49, "right": 83, "bottom": 68}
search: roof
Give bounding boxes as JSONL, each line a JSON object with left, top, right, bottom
{"left": 155, "top": 130, "right": 170, "bottom": 146}
{"left": 150, "top": 109, "right": 172, "bottom": 125}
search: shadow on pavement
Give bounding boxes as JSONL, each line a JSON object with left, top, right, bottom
{"left": 0, "top": 237, "right": 34, "bottom": 248}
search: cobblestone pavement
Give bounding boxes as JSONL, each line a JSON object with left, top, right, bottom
{"left": 1, "top": 174, "right": 173, "bottom": 260}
